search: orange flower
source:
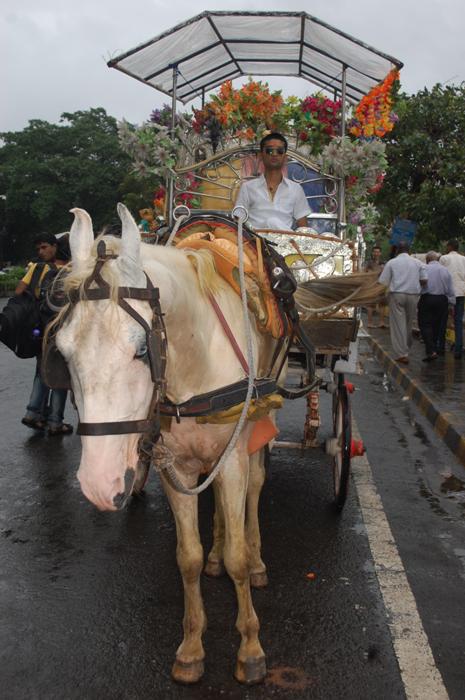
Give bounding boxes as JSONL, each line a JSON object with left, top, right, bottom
{"left": 350, "top": 69, "right": 400, "bottom": 138}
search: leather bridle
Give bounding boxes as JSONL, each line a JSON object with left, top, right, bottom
{"left": 66, "top": 240, "right": 167, "bottom": 438}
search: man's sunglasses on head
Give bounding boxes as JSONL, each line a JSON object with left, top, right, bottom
{"left": 264, "top": 147, "right": 286, "bottom": 155}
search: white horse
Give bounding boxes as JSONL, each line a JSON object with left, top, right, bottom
{"left": 56, "top": 204, "right": 282, "bottom": 684}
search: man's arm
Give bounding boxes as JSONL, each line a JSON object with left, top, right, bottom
{"left": 295, "top": 215, "right": 309, "bottom": 228}
{"left": 14, "top": 280, "right": 28, "bottom": 295}
{"left": 378, "top": 261, "right": 392, "bottom": 286}
{"left": 293, "top": 183, "right": 311, "bottom": 229}
{"left": 234, "top": 181, "right": 249, "bottom": 209}
{"left": 15, "top": 263, "right": 34, "bottom": 295}
{"left": 444, "top": 269, "right": 456, "bottom": 303}
{"left": 419, "top": 264, "right": 428, "bottom": 288}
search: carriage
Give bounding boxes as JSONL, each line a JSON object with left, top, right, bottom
{"left": 108, "top": 10, "right": 402, "bottom": 508}
{"left": 38, "top": 12, "right": 403, "bottom": 685}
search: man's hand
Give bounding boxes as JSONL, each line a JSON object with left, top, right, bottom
{"left": 15, "top": 281, "right": 28, "bottom": 295}
{"left": 295, "top": 216, "right": 309, "bottom": 228}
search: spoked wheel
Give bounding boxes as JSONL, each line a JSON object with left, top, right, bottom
{"left": 329, "top": 373, "right": 352, "bottom": 510}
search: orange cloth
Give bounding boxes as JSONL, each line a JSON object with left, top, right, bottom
{"left": 177, "top": 227, "right": 284, "bottom": 338}
{"left": 247, "top": 416, "right": 278, "bottom": 455}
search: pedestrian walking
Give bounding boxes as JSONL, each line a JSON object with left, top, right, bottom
{"left": 378, "top": 241, "right": 428, "bottom": 364}
{"left": 439, "top": 240, "right": 465, "bottom": 359}
{"left": 418, "top": 251, "right": 455, "bottom": 362}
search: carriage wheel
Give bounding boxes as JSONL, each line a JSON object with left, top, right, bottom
{"left": 330, "top": 374, "right": 352, "bottom": 510}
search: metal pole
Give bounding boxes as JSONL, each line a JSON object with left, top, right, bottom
{"left": 167, "top": 64, "right": 178, "bottom": 228}
{"left": 337, "top": 65, "right": 347, "bottom": 238}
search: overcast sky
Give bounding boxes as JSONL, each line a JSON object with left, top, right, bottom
{"left": 2, "top": 0, "right": 465, "bottom": 133}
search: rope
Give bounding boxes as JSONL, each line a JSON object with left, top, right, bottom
{"left": 295, "top": 276, "right": 384, "bottom": 318}
{"left": 164, "top": 210, "right": 189, "bottom": 246}
{"left": 295, "top": 285, "right": 363, "bottom": 317}
{"left": 157, "top": 207, "right": 257, "bottom": 496}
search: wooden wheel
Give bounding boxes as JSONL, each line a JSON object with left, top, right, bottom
{"left": 328, "top": 374, "right": 351, "bottom": 510}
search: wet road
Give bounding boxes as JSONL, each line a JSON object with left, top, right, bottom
{"left": 1, "top": 334, "right": 464, "bottom": 699}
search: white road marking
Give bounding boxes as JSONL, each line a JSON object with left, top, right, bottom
{"left": 352, "top": 418, "right": 449, "bottom": 700}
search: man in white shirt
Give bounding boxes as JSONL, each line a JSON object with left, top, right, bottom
{"left": 378, "top": 242, "right": 428, "bottom": 364}
{"left": 234, "top": 132, "right": 311, "bottom": 230}
{"left": 439, "top": 239, "right": 465, "bottom": 359}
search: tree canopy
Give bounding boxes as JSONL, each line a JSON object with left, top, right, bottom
{"left": 0, "top": 108, "right": 132, "bottom": 262}
{"left": 374, "top": 84, "right": 465, "bottom": 248}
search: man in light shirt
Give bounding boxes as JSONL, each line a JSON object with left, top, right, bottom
{"left": 378, "top": 241, "right": 428, "bottom": 364}
{"left": 234, "top": 132, "right": 311, "bottom": 230}
{"left": 418, "top": 251, "right": 455, "bottom": 362}
{"left": 439, "top": 239, "right": 465, "bottom": 359}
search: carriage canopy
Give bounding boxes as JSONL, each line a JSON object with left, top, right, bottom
{"left": 107, "top": 11, "right": 403, "bottom": 105}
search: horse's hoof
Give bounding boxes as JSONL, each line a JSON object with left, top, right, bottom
{"left": 171, "top": 658, "right": 204, "bottom": 684}
{"left": 235, "top": 656, "right": 266, "bottom": 685}
{"left": 250, "top": 571, "right": 268, "bottom": 589}
{"left": 204, "top": 559, "right": 225, "bottom": 578}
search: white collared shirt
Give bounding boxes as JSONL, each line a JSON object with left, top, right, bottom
{"left": 235, "top": 175, "right": 311, "bottom": 230}
{"left": 439, "top": 251, "right": 465, "bottom": 296}
{"left": 378, "top": 253, "right": 428, "bottom": 293}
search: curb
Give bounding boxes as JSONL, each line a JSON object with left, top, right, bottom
{"left": 366, "top": 334, "right": 465, "bottom": 469}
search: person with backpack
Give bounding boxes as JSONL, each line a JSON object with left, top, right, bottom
{"left": 15, "top": 233, "right": 73, "bottom": 436}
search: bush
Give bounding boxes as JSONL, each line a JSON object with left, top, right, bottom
{"left": 0, "top": 266, "right": 26, "bottom": 296}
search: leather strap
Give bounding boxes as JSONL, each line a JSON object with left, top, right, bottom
{"left": 160, "top": 377, "right": 276, "bottom": 418}
{"left": 208, "top": 293, "right": 249, "bottom": 374}
{"left": 78, "top": 419, "right": 154, "bottom": 436}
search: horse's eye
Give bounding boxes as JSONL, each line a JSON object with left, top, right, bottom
{"left": 134, "top": 344, "right": 148, "bottom": 359}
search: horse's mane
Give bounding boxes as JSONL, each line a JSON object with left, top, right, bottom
{"left": 46, "top": 237, "right": 222, "bottom": 343}
{"left": 61, "top": 235, "right": 221, "bottom": 300}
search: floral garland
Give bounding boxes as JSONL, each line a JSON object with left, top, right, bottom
{"left": 193, "top": 79, "right": 283, "bottom": 148}
{"left": 349, "top": 69, "right": 400, "bottom": 138}
{"left": 193, "top": 80, "right": 342, "bottom": 155}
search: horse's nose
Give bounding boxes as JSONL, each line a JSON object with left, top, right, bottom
{"left": 112, "top": 467, "right": 136, "bottom": 510}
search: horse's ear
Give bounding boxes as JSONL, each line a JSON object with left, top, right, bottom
{"left": 69, "top": 208, "right": 94, "bottom": 264}
{"left": 118, "top": 203, "right": 141, "bottom": 266}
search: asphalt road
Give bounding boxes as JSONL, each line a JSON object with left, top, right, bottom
{"left": 0, "top": 335, "right": 464, "bottom": 699}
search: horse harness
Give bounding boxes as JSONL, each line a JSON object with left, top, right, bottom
{"left": 42, "top": 240, "right": 308, "bottom": 442}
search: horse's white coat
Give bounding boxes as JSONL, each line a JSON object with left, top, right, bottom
{"left": 59, "top": 205, "right": 280, "bottom": 683}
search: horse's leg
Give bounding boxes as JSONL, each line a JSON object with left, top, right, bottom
{"left": 159, "top": 472, "right": 206, "bottom": 684}
{"left": 204, "top": 480, "right": 226, "bottom": 577}
{"left": 246, "top": 449, "right": 268, "bottom": 589}
{"left": 217, "top": 451, "right": 266, "bottom": 685}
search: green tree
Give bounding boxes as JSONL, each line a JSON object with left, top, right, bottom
{"left": 375, "top": 84, "right": 465, "bottom": 249}
{"left": 0, "top": 108, "right": 132, "bottom": 262}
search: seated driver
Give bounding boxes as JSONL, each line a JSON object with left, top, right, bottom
{"left": 234, "top": 132, "right": 311, "bottom": 230}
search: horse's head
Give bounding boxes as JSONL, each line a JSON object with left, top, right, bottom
{"left": 57, "top": 204, "right": 162, "bottom": 511}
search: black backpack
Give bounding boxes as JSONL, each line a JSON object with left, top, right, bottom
{"left": 0, "top": 262, "right": 54, "bottom": 358}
